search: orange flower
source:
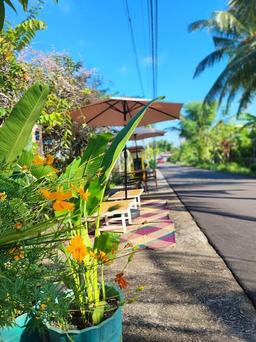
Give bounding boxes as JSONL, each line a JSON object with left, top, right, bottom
{"left": 115, "top": 273, "right": 128, "bottom": 289}
{"left": 15, "top": 222, "right": 22, "bottom": 230}
{"left": 32, "top": 154, "right": 58, "bottom": 175}
{"left": 53, "top": 200, "right": 74, "bottom": 212}
{"left": 72, "top": 185, "right": 90, "bottom": 202}
{"left": 33, "top": 154, "right": 54, "bottom": 166}
{"left": 9, "top": 247, "right": 25, "bottom": 261}
{"left": 40, "top": 188, "right": 55, "bottom": 200}
{"left": 40, "top": 188, "right": 74, "bottom": 212}
{"left": 45, "top": 154, "right": 54, "bottom": 166}
{"left": 78, "top": 188, "right": 90, "bottom": 201}
{"left": 67, "top": 235, "right": 87, "bottom": 262}
{"left": 32, "top": 154, "right": 45, "bottom": 166}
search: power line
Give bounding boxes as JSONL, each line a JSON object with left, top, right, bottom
{"left": 147, "top": 0, "right": 158, "bottom": 98}
{"left": 123, "top": 0, "right": 145, "bottom": 97}
{"left": 155, "top": 0, "right": 158, "bottom": 97}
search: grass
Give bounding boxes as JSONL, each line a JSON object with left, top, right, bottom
{"left": 185, "top": 161, "right": 256, "bottom": 177}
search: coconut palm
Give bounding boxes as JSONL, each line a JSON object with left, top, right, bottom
{"left": 189, "top": 8, "right": 256, "bottom": 113}
{"left": 229, "top": 0, "right": 256, "bottom": 22}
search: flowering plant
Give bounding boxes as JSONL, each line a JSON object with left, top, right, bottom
{"left": 0, "top": 83, "right": 161, "bottom": 331}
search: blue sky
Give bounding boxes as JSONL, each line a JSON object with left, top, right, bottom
{"left": 6, "top": 0, "right": 228, "bottom": 145}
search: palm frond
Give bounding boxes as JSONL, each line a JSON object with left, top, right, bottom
{"left": 212, "top": 36, "right": 236, "bottom": 48}
{"left": 193, "top": 48, "right": 228, "bottom": 78}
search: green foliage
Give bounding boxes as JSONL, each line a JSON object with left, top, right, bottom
{"left": 172, "top": 100, "right": 256, "bottom": 174}
{"left": 0, "top": 0, "right": 58, "bottom": 31}
{"left": 0, "top": 82, "right": 49, "bottom": 164}
{"left": 171, "top": 102, "right": 217, "bottom": 164}
{"left": 190, "top": 3, "right": 256, "bottom": 113}
{"left": 4, "top": 19, "right": 46, "bottom": 51}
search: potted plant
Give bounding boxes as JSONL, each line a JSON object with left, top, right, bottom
{"left": 0, "top": 84, "right": 161, "bottom": 341}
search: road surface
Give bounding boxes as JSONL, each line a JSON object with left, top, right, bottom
{"left": 161, "top": 164, "right": 256, "bottom": 305}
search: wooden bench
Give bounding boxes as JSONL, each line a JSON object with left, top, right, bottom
{"left": 99, "top": 198, "right": 137, "bottom": 233}
{"left": 109, "top": 188, "right": 144, "bottom": 207}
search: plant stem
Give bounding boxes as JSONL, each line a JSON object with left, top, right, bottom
{"left": 101, "top": 263, "right": 106, "bottom": 301}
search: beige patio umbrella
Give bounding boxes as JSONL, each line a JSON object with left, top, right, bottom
{"left": 70, "top": 97, "right": 182, "bottom": 127}
{"left": 128, "top": 127, "right": 166, "bottom": 159}
{"left": 70, "top": 97, "right": 182, "bottom": 197}
{"left": 129, "top": 127, "right": 166, "bottom": 141}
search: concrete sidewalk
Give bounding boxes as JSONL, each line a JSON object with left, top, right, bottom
{"left": 111, "top": 170, "right": 256, "bottom": 342}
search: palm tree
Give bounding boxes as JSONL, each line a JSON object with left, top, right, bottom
{"left": 229, "top": 0, "right": 256, "bottom": 22}
{"left": 189, "top": 8, "right": 256, "bottom": 113}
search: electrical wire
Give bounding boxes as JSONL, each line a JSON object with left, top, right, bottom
{"left": 147, "top": 0, "right": 158, "bottom": 98}
{"left": 155, "top": 0, "right": 158, "bottom": 98}
{"left": 123, "top": 0, "right": 145, "bottom": 97}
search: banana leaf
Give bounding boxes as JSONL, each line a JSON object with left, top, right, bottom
{"left": 0, "top": 83, "right": 49, "bottom": 164}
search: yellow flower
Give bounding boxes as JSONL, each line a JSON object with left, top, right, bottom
{"left": 21, "top": 165, "right": 29, "bottom": 172}
{"left": 39, "top": 304, "right": 47, "bottom": 311}
{"left": 40, "top": 188, "right": 74, "bottom": 212}
{"left": 67, "top": 235, "right": 87, "bottom": 262}
{"left": 90, "top": 250, "right": 109, "bottom": 263}
{"left": 0, "top": 192, "right": 7, "bottom": 201}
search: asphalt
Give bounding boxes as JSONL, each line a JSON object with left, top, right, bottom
{"left": 161, "top": 164, "right": 256, "bottom": 306}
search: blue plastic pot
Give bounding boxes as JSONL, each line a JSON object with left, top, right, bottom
{"left": 0, "top": 307, "right": 122, "bottom": 342}
{"left": 0, "top": 285, "right": 123, "bottom": 342}
{"left": 46, "top": 306, "right": 122, "bottom": 342}
{"left": 0, "top": 314, "right": 27, "bottom": 342}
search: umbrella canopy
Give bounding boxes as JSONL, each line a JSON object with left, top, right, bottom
{"left": 130, "top": 127, "right": 165, "bottom": 141}
{"left": 70, "top": 97, "right": 182, "bottom": 127}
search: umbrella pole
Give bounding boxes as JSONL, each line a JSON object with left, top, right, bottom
{"left": 123, "top": 101, "right": 129, "bottom": 200}
{"left": 124, "top": 145, "right": 128, "bottom": 199}
{"left": 135, "top": 135, "right": 139, "bottom": 159}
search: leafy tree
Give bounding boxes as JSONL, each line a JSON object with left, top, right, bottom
{"left": 189, "top": 6, "right": 256, "bottom": 113}
{"left": 0, "top": 19, "right": 103, "bottom": 165}
{"left": 22, "top": 50, "right": 102, "bottom": 163}
{"left": 171, "top": 102, "right": 217, "bottom": 163}
{"left": 0, "top": 19, "right": 46, "bottom": 112}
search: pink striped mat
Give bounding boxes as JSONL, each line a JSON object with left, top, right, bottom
{"left": 120, "top": 199, "right": 176, "bottom": 250}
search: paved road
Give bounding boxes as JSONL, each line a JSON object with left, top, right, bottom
{"left": 161, "top": 164, "right": 256, "bottom": 305}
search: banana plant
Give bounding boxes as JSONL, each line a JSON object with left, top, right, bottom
{"left": 56, "top": 96, "right": 163, "bottom": 325}
{"left": 0, "top": 82, "right": 49, "bottom": 164}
